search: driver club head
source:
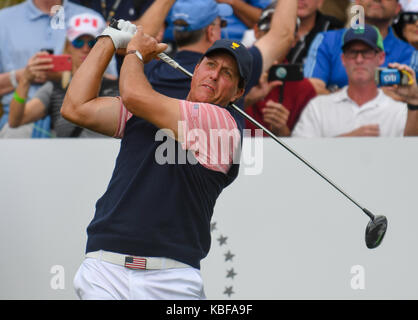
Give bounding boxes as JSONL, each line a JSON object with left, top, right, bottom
{"left": 365, "top": 215, "right": 388, "bottom": 249}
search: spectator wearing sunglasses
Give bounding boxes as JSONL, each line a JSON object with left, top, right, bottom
{"left": 393, "top": 1, "right": 418, "bottom": 49}
{"left": 0, "top": 0, "right": 118, "bottom": 138}
{"left": 8, "top": 13, "right": 119, "bottom": 138}
{"left": 293, "top": 25, "right": 418, "bottom": 137}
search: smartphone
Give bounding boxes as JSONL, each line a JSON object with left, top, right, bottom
{"left": 268, "top": 64, "right": 304, "bottom": 82}
{"left": 375, "top": 67, "right": 414, "bottom": 86}
{"left": 49, "top": 54, "right": 72, "bottom": 72}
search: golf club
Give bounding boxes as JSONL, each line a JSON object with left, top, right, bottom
{"left": 110, "top": 19, "right": 388, "bottom": 249}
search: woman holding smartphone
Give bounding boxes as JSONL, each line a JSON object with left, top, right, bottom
{"left": 8, "top": 13, "right": 119, "bottom": 137}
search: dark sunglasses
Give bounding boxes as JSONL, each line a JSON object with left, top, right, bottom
{"left": 401, "top": 12, "right": 418, "bottom": 24}
{"left": 343, "top": 48, "right": 378, "bottom": 59}
{"left": 71, "top": 38, "right": 96, "bottom": 49}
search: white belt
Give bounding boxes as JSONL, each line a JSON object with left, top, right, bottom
{"left": 86, "top": 250, "right": 191, "bottom": 270}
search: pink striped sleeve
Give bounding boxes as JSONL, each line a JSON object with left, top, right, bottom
{"left": 113, "top": 96, "right": 133, "bottom": 139}
{"left": 179, "top": 100, "right": 241, "bottom": 174}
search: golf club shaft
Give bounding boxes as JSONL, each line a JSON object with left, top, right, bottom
{"left": 156, "top": 52, "right": 375, "bottom": 220}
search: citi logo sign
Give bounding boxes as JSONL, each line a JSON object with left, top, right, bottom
{"left": 383, "top": 74, "right": 397, "bottom": 83}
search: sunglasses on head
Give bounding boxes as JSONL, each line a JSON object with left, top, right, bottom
{"left": 71, "top": 38, "right": 96, "bottom": 49}
{"left": 401, "top": 12, "right": 418, "bottom": 24}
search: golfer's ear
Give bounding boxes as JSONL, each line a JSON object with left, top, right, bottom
{"left": 232, "top": 87, "right": 245, "bottom": 102}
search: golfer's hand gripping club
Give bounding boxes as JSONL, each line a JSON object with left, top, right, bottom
{"left": 108, "top": 19, "right": 171, "bottom": 64}
{"left": 100, "top": 19, "right": 137, "bottom": 50}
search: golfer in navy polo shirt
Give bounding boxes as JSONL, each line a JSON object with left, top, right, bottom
{"left": 62, "top": 0, "right": 297, "bottom": 300}
{"left": 62, "top": 18, "right": 252, "bottom": 299}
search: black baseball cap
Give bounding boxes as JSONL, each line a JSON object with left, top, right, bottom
{"left": 203, "top": 39, "right": 253, "bottom": 85}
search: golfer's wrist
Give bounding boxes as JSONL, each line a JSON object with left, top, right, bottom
{"left": 96, "top": 36, "right": 117, "bottom": 52}
{"left": 126, "top": 50, "right": 144, "bottom": 64}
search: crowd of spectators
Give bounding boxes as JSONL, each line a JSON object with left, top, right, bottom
{"left": 1, "top": 0, "right": 418, "bottom": 139}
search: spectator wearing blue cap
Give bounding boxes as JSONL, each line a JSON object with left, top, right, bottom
{"left": 144, "top": 0, "right": 235, "bottom": 100}
{"left": 292, "top": 24, "right": 418, "bottom": 137}
{"left": 304, "top": 0, "right": 418, "bottom": 94}
{"left": 145, "top": 0, "right": 297, "bottom": 131}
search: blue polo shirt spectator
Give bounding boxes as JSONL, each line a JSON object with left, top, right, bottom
{"left": 222, "top": 0, "right": 271, "bottom": 41}
{"left": 304, "top": 26, "right": 418, "bottom": 89}
{"left": 0, "top": 0, "right": 117, "bottom": 138}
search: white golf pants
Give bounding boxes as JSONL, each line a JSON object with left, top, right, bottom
{"left": 73, "top": 257, "right": 206, "bottom": 300}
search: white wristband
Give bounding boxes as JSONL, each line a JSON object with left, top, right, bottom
{"left": 9, "top": 70, "right": 18, "bottom": 88}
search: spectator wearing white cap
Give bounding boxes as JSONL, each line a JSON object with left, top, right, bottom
{"left": 8, "top": 13, "right": 119, "bottom": 137}
{"left": 0, "top": 0, "right": 118, "bottom": 138}
{"left": 393, "top": 0, "right": 418, "bottom": 49}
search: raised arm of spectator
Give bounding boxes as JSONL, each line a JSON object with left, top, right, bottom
{"left": 217, "top": 0, "right": 263, "bottom": 28}
{"left": 253, "top": 0, "right": 297, "bottom": 72}
{"left": 132, "top": 0, "right": 175, "bottom": 38}
{"left": 8, "top": 53, "right": 53, "bottom": 128}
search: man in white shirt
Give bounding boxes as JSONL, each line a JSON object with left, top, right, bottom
{"left": 292, "top": 23, "right": 418, "bottom": 138}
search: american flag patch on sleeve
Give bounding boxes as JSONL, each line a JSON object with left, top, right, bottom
{"left": 192, "top": 103, "right": 199, "bottom": 118}
{"left": 125, "top": 256, "right": 147, "bottom": 269}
